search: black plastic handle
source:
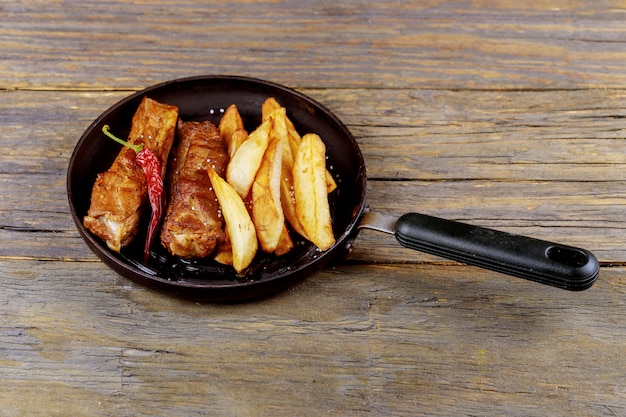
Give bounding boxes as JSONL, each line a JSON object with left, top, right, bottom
{"left": 394, "top": 213, "right": 599, "bottom": 291}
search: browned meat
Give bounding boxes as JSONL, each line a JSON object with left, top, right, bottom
{"left": 83, "top": 97, "right": 178, "bottom": 252}
{"left": 160, "top": 120, "right": 229, "bottom": 258}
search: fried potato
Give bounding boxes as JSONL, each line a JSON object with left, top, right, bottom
{"left": 219, "top": 104, "right": 246, "bottom": 157}
{"left": 213, "top": 234, "right": 233, "bottom": 266}
{"left": 274, "top": 224, "right": 294, "bottom": 256}
{"left": 252, "top": 137, "right": 285, "bottom": 253}
{"left": 263, "top": 98, "right": 301, "bottom": 157}
{"left": 228, "top": 128, "right": 248, "bottom": 158}
{"left": 208, "top": 167, "right": 257, "bottom": 273}
{"left": 325, "top": 170, "right": 337, "bottom": 193}
{"left": 209, "top": 100, "right": 336, "bottom": 272}
{"left": 293, "top": 133, "right": 335, "bottom": 251}
{"left": 226, "top": 117, "right": 271, "bottom": 198}
{"left": 262, "top": 97, "right": 337, "bottom": 194}
{"left": 262, "top": 97, "right": 281, "bottom": 120}
{"left": 263, "top": 106, "right": 308, "bottom": 239}
{"left": 267, "top": 107, "right": 290, "bottom": 146}
{"left": 280, "top": 173, "right": 307, "bottom": 239}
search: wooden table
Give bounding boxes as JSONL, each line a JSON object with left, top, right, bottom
{"left": 2, "top": 1, "right": 625, "bottom": 415}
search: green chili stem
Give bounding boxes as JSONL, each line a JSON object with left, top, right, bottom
{"left": 102, "top": 125, "right": 144, "bottom": 153}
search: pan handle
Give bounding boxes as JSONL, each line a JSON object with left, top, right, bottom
{"left": 394, "top": 213, "right": 599, "bottom": 291}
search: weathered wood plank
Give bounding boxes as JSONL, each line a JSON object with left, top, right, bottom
{"left": 319, "top": 88, "right": 626, "bottom": 181}
{"left": 0, "top": 90, "right": 126, "bottom": 174}
{"left": 2, "top": 0, "right": 626, "bottom": 90}
{"left": 0, "top": 259, "right": 623, "bottom": 416}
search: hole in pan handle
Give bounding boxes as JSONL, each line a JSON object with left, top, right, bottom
{"left": 394, "top": 213, "right": 599, "bottom": 291}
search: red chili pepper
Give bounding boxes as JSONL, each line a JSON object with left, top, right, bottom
{"left": 135, "top": 148, "right": 165, "bottom": 263}
{"left": 102, "top": 125, "right": 164, "bottom": 263}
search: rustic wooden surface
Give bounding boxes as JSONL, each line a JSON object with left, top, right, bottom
{"left": 1, "top": 1, "right": 625, "bottom": 416}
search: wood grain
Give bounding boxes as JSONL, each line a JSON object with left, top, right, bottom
{"left": 2, "top": 0, "right": 626, "bottom": 415}
{"left": 0, "top": 259, "right": 624, "bottom": 416}
{"left": 2, "top": 1, "right": 626, "bottom": 90}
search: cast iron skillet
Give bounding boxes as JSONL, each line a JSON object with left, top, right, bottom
{"left": 67, "top": 75, "right": 599, "bottom": 302}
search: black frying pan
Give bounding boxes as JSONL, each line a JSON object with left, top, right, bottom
{"left": 67, "top": 75, "right": 599, "bottom": 302}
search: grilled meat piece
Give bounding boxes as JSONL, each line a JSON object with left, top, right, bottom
{"left": 83, "top": 97, "right": 178, "bottom": 252}
{"left": 160, "top": 120, "right": 229, "bottom": 258}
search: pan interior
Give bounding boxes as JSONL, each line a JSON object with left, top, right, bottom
{"left": 67, "top": 76, "right": 367, "bottom": 295}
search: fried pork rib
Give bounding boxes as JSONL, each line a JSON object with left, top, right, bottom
{"left": 83, "top": 97, "right": 178, "bottom": 252}
{"left": 160, "top": 120, "right": 229, "bottom": 258}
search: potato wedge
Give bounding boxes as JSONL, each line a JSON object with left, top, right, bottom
{"left": 252, "top": 137, "right": 284, "bottom": 253}
{"left": 267, "top": 107, "right": 308, "bottom": 239}
{"left": 226, "top": 117, "right": 271, "bottom": 198}
{"left": 274, "top": 224, "right": 294, "bottom": 256}
{"left": 280, "top": 171, "right": 307, "bottom": 239}
{"left": 218, "top": 104, "right": 245, "bottom": 155}
{"left": 262, "top": 98, "right": 300, "bottom": 152}
{"left": 208, "top": 167, "right": 257, "bottom": 273}
{"left": 261, "top": 97, "right": 281, "bottom": 120}
{"left": 228, "top": 128, "right": 248, "bottom": 158}
{"left": 262, "top": 98, "right": 337, "bottom": 194}
{"left": 267, "top": 107, "right": 290, "bottom": 146}
{"left": 325, "top": 170, "right": 337, "bottom": 193}
{"left": 293, "top": 133, "right": 335, "bottom": 251}
{"left": 213, "top": 234, "right": 233, "bottom": 266}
